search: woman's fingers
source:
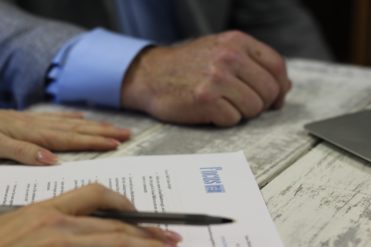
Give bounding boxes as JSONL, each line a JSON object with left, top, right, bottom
{"left": 41, "top": 184, "right": 182, "bottom": 246}
{"left": 24, "top": 114, "right": 131, "bottom": 141}
{"left": 39, "top": 120, "right": 131, "bottom": 141}
{"left": 43, "top": 184, "right": 136, "bottom": 215}
{"left": 0, "top": 133, "right": 57, "bottom": 165}
{"left": 66, "top": 217, "right": 151, "bottom": 237}
{"left": 42, "top": 130, "right": 121, "bottom": 151}
{"left": 0, "top": 124, "right": 122, "bottom": 165}
{"left": 14, "top": 129, "right": 121, "bottom": 151}
{"left": 0, "top": 183, "right": 182, "bottom": 246}
{"left": 58, "top": 217, "right": 181, "bottom": 246}
{"left": 144, "top": 227, "right": 183, "bottom": 244}
{"left": 69, "top": 233, "right": 171, "bottom": 247}
{"left": 0, "top": 110, "right": 134, "bottom": 165}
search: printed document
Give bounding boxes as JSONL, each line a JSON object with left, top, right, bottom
{"left": 0, "top": 151, "right": 284, "bottom": 247}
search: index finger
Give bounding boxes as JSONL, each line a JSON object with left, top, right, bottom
{"left": 41, "top": 184, "right": 136, "bottom": 215}
{"left": 218, "top": 31, "right": 290, "bottom": 94}
{"left": 247, "top": 38, "right": 291, "bottom": 95}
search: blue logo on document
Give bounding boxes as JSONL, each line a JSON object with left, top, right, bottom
{"left": 200, "top": 167, "right": 225, "bottom": 193}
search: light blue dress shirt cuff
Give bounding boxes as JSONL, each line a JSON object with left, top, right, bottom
{"left": 47, "top": 28, "right": 152, "bottom": 108}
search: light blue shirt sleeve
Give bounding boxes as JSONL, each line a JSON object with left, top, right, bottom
{"left": 47, "top": 28, "right": 152, "bottom": 108}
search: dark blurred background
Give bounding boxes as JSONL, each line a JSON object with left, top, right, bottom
{"left": 302, "top": 0, "right": 371, "bottom": 65}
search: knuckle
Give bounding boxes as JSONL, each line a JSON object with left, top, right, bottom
{"left": 21, "top": 205, "right": 45, "bottom": 217}
{"left": 88, "top": 183, "right": 107, "bottom": 191}
{"left": 40, "top": 211, "right": 67, "bottom": 227}
{"left": 11, "top": 142, "right": 29, "bottom": 157}
{"left": 214, "top": 48, "right": 242, "bottom": 65}
{"left": 207, "top": 66, "right": 224, "bottom": 83}
{"left": 209, "top": 68, "right": 224, "bottom": 84}
{"left": 41, "top": 131, "right": 79, "bottom": 150}
{"left": 194, "top": 85, "right": 216, "bottom": 104}
{"left": 87, "top": 183, "right": 109, "bottom": 198}
{"left": 25, "top": 208, "right": 67, "bottom": 230}
{"left": 39, "top": 131, "right": 58, "bottom": 147}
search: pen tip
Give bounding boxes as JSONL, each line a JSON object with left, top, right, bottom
{"left": 222, "top": 218, "right": 234, "bottom": 224}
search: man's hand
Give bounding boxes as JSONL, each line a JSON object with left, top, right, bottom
{"left": 0, "top": 184, "right": 182, "bottom": 247}
{"left": 122, "top": 31, "right": 292, "bottom": 127}
{"left": 0, "top": 110, "right": 131, "bottom": 165}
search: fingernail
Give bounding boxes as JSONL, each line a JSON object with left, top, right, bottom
{"left": 36, "top": 150, "right": 58, "bottom": 165}
{"left": 108, "top": 139, "right": 121, "bottom": 147}
{"left": 120, "top": 128, "right": 131, "bottom": 138}
{"left": 164, "top": 230, "right": 183, "bottom": 243}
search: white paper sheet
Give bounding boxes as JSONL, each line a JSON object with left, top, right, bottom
{"left": 0, "top": 152, "right": 283, "bottom": 247}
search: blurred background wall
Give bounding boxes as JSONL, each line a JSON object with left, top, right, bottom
{"left": 303, "top": 0, "right": 371, "bottom": 66}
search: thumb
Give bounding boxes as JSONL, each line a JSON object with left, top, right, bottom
{"left": 0, "top": 133, "right": 58, "bottom": 166}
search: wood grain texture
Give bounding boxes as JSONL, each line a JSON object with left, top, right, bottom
{"left": 262, "top": 143, "right": 371, "bottom": 247}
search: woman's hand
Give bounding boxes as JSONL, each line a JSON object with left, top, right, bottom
{"left": 0, "top": 110, "right": 131, "bottom": 165}
{"left": 0, "top": 184, "right": 182, "bottom": 247}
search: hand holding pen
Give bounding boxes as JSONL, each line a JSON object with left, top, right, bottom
{"left": 0, "top": 184, "right": 182, "bottom": 247}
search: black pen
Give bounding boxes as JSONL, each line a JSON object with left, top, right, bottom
{"left": 0, "top": 205, "right": 234, "bottom": 225}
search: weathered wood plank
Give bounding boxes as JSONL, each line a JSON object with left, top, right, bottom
{"left": 262, "top": 143, "right": 371, "bottom": 247}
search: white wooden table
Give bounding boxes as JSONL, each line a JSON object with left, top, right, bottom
{"left": 25, "top": 59, "right": 371, "bottom": 246}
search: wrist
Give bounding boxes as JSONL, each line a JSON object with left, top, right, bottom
{"left": 121, "top": 46, "right": 169, "bottom": 113}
